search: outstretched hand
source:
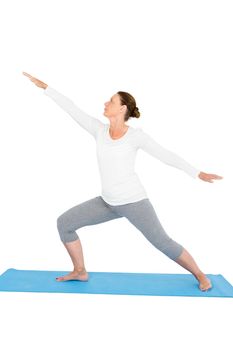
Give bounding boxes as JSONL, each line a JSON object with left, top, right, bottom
{"left": 22, "top": 72, "right": 48, "bottom": 89}
{"left": 198, "top": 172, "right": 223, "bottom": 183}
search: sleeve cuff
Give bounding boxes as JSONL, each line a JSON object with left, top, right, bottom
{"left": 192, "top": 169, "right": 201, "bottom": 179}
{"left": 44, "top": 85, "right": 52, "bottom": 95}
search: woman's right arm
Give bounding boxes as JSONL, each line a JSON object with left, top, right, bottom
{"left": 22, "top": 72, "right": 104, "bottom": 138}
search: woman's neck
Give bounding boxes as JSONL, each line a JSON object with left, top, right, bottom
{"left": 109, "top": 124, "right": 129, "bottom": 137}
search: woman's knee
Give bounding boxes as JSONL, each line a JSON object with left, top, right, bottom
{"left": 57, "top": 214, "right": 66, "bottom": 233}
{"left": 56, "top": 214, "right": 79, "bottom": 242}
{"left": 161, "top": 240, "right": 184, "bottom": 261}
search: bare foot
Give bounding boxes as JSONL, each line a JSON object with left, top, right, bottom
{"left": 56, "top": 269, "right": 89, "bottom": 282}
{"left": 196, "top": 272, "right": 212, "bottom": 291}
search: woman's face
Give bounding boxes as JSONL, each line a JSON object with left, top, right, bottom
{"left": 103, "top": 93, "right": 125, "bottom": 118}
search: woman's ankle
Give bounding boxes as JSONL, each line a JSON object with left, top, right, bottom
{"left": 194, "top": 271, "right": 206, "bottom": 280}
{"left": 74, "top": 267, "right": 87, "bottom": 274}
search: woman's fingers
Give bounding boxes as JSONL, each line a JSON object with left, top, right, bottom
{"left": 198, "top": 172, "right": 223, "bottom": 183}
{"left": 210, "top": 174, "right": 223, "bottom": 180}
{"left": 22, "top": 71, "right": 47, "bottom": 89}
{"left": 22, "top": 72, "right": 33, "bottom": 78}
{"left": 23, "top": 72, "right": 39, "bottom": 83}
{"left": 22, "top": 71, "right": 36, "bottom": 82}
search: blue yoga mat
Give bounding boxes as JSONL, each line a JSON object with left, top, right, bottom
{"left": 0, "top": 268, "right": 232, "bottom": 297}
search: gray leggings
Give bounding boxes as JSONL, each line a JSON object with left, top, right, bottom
{"left": 57, "top": 196, "right": 184, "bottom": 261}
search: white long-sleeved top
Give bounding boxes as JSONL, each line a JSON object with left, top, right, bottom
{"left": 44, "top": 86, "right": 200, "bottom": 205}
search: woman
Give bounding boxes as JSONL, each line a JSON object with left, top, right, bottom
{"left": 22, "top": 71, "right": 223, "bottom": 291}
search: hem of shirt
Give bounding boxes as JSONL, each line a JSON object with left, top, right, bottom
{"left": 101, "top": 194, "right": 149, "bottom": 206}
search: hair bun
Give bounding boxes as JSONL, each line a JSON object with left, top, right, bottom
{"left": 132, "top": 106, "right": 140, "bottom": 118}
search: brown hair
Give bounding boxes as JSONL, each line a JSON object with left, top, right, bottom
{"left": 117, "top": 91, "right": 140, "bottom": 121}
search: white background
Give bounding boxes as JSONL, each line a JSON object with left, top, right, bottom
{"left": 0, "top": 0, "right": 232, "bottom": 349}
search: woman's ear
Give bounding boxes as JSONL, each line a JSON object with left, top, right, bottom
{"left": 120, "top": 104, "right": 127, "bottom": 114}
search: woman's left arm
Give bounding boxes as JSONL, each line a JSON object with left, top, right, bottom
{"left": 136, "top": 129, "right": 223, "bottom": 182}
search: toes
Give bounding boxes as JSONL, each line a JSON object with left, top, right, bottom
{"left": 56, "top": 277, "right": 65, "bottom": 282}
{"left": 200, "top": 283, "right": 212, "bottom": 292}
{"left": 55, "top": 274, "right": 77, "bottom": 282}
{"left": 198, "top": 276, "right": 212, "bottom": 292}
{"left": 56, "top": 275, "right": 69, "bottom": 281}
